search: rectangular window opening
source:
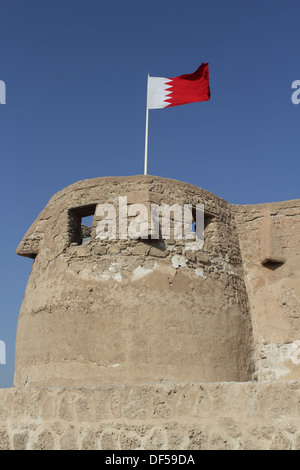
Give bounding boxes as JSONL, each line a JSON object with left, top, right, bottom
{"left": 191, "top": 207, "right": 216, "bottom": 233}
{"left": 68, "top": 204, "right": 96, "bottom": 245}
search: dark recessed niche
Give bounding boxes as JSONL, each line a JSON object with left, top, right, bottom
{"left": 262, "top": 259, "right": 284, "bottom": 270}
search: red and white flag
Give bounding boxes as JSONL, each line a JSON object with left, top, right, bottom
{"left": 147, "top": 63, "right": 210, "bottom": 109}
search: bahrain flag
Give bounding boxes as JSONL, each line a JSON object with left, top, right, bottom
{"left": 147, "top": 63, "right": 210, "bottom": 109}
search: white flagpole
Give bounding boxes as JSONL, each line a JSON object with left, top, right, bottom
{"left": 144, "top": 73, "right": 150, "bottom": 175}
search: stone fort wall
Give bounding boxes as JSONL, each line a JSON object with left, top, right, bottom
{"left": 1, "top": 382, "right": 300, "bottom": 450}
{"left": 1, "top": 176, "right": 299, "bottom": 450}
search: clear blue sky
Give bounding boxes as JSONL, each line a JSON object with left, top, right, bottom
{"left": 0, "top": 0, "right": 299, "bottom": 387}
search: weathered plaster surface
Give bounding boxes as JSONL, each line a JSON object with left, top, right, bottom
{"left": 1, "top": 382, "right": 300, "bottom": 450}
{"left": 2, "top": 175, "right": 299, "bottom": 450}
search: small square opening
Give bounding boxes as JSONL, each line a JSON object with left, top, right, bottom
{"left": 68, "top": 204, "right": 96, "bottom": 245}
